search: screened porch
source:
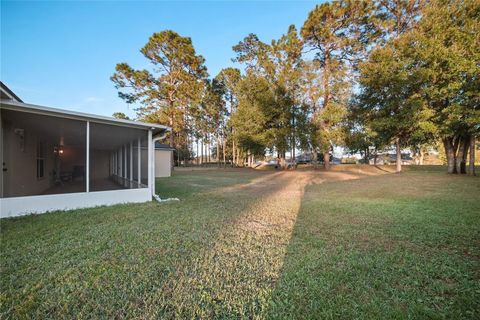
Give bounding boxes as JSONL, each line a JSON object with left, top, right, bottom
{"left": 0, "top": 108, "right": 150, "bottom": 198}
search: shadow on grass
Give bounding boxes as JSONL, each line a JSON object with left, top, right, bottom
{"left": 152, "top": 171, "right": 308, "bottom": 318}
{"left": 5, "top": 167, "right": 476, "bottom": 318}
{"left": 374, "top": 164, "right": 394, "bottom": 173}
{"left": 266, "top": 171, "right": 480, "bottom": 319}
{"left": 1, "top": 171, "right": 284, "bottom": 318}
{"left": 0, "top": 169, "right": 308, "bottom": 318}
{"left": 155, "top": 168, "right": 396, "bottom": 318}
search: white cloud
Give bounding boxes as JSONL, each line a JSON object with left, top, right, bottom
{"left": 84, "top": 96, "right": 103, "bottom": 103}
{"left": 73, "top": 96, "right": 104, "bottom": 109}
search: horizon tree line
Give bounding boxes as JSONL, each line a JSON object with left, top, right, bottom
{"left": 111, "top": 0, "right": 479, "bottom": 175}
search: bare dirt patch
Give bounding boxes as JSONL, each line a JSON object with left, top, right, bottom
{"left": 209, "top": 167, "right": 391, "bottom": 236}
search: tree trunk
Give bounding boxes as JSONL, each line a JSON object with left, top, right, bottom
{"left": 323, "top": 152, "right": 330, "bottom": 170}
{"left": 457, "top": 136, "right": 469, "bottom": 174}
{"left": 169, "top": 117, "right": 174, "bottom": 147}
{"left": 279, "top": 152, "right": 286, "bottom": 170}
{"left": 223, "top": 135, "right": 226, "bottom": 168}
{"left": 169, "top": 116, "right": 174, "bottom": 170}
{"left": 469, "top": 136, "right": 476, "bottom": 176}
{"left": 196, "top": 140, "right": 199, "bottom": 166}
{"left": 232, "top": 139, "right": 236, "bottom": 168}
{"left": 231, "top": 95, "right": 236, "bottom": 168}
{"left": 443, "top": 137, "right": 457, "bottom": 174}
{"left": 291, "top": 135, "right": 296, "bottom": 161}
{"left": 201, "top": 140, "right": 204, "bottom": 166}
{"left": 323, "top": 53, "right": 330, "bottom": 112}
{"left": 207, "top": 141, "right": 212, "bottom": 164}
{"left": 222, "top": 120, "right": 226, "bottom": 168}
{"left": 177, "top": 145, "right": 181, "bottom": 167}
{"left": 320, "top": 51, "right": 331, "bottom": 172}
{"left": 216, "top": 134, "right": 220, "bottom": 168}
{"left": 454, "top": 137, "right": 470, "bottom": 174}
{"left": 456, "top": 138, "right": 465, "bottom": 174}
{"left": 184, "top": 133, "right": 188, "bottom": 167}
{"left": 419, "top": 146, "right": 425, "bottom": 165}
{"left": 395, "top": 137, "right": 402, "bottom": 173}
{"left": 411, "top": 148, "right": 418, "bottom": 165}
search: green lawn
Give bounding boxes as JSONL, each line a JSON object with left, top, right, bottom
{"left": 1, "top": 166, "right": 479, "bottom": 319}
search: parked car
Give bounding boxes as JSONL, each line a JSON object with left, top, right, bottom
{"left": 285, "top": 159, "right": 297, "bottom": 169}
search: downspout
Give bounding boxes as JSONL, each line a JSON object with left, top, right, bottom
{"left": 151, "top": 128, "right": 179, "bottom": 203}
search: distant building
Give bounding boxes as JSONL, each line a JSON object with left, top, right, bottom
{"left": 369, "top": 153, "right": 414, "bottom": 165}
{"left": 155, "top": 142, "right": 174, "bottom": 177}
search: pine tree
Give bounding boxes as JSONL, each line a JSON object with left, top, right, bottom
{"left": 111, "top": 30, "right": 208, "bottom": 154}
{"left": 302, "top": 0, "right": 378, "bottom": 169}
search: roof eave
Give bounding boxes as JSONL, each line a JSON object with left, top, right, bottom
{"left": 0, "top": 82, "right": 23, "bottom": 102}
{"left": 0, "top": 99, "right": 171, "bottom": 133}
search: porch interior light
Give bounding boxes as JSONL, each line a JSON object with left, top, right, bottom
{"left": 54, "top": 146, "right": 64, "bottom": 155}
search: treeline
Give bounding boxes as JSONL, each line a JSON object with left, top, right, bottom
{"left": 111, "top": 0, "right": 479, "bottom": 174}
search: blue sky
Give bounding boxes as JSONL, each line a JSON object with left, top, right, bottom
{"left": 1, "top": 0, "right": 321, "bottom": 118}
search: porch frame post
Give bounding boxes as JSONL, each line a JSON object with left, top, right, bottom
{"left": 119, "top": 148, "right": 122, "bottom": 178}
{"left": 148, "top": 130, "right": 153, "bottom": 195}
{"left": 0, "top": 110, "right": 3, "bottom": 197}
{"left": 116, "top": 150, "right": 118, "bottom": 176}
{"left": 123, "top": 144, "right": 127, "bottom": 186}
{"left": 124, "top": 145, "right": 127, "bottom": 178}
{"left": 86, "top": 121, "right": 90, "bottom": 193}
{"left": 152, "top": 136, "right": 156, "bottom": 196}
{"left": 130, "top": 141, "right": 133, "bottom": 187}
{"left": 137, "top": 137, "right": 141, "bottom": 186}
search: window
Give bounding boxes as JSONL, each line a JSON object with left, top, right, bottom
{"left": 36, "top": 141, "right": 45, "bottom": 179}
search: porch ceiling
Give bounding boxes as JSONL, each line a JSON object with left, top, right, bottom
{"left": 2, "top": 108, "right": 86, "bottom": 147}
{"left": 1, "top": 109, "right": 148, "bottom": 150}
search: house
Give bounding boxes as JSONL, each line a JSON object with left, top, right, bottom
{"left": 296, "top": 153, "right": 312, "bottom": 164}
{"left": 155, "top": 142, "right": 174, "bottom": 177}
{"left": 0, "top": 82, "right": 171, "bottom": 218}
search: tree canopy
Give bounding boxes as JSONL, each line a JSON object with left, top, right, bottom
{"left": 112, "top": 0, "right": 479, "bottom": 174}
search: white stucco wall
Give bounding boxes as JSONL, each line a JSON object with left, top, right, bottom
{"left": 0, "top": 188, "right": 152, "bottom": 218}
{"left": 155, "top": 150, "right": 172, "bottom": 177}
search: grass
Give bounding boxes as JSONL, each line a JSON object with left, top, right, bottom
{"left": 1, "top": 166, "right": 479, "bottom": 319}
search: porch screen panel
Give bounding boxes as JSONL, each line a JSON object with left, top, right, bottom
{"left": 89, "top": 122, "right": 148, "bottom": 191}
{"left": 1, "top": 108, "right": 86, "bottom": 198}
